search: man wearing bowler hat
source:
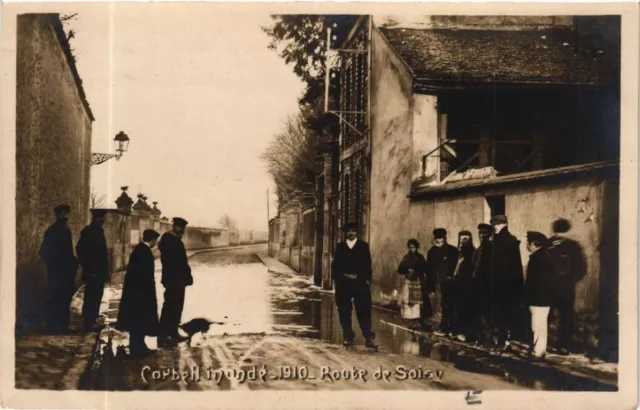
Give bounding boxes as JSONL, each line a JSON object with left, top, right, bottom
{"left": 76, "top": 208, "right": 110, "bottom": 332}
{"left": 331, "top": 221, "right": 377, "bottom": 349}
{"left": 490, "top": 214, "right": 524, "bottom": 351}
{"left": 39, "top": 204, "right": 79, "bottom": 334}
{"left": 158, "top": 217, "right": 193, "bottom": 347}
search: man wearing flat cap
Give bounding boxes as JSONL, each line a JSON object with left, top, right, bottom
{"left": 331, "top": 221, "right": 377, "bottom": 349}
{"left": 39, "top": 204, "right": 79, "bottom": 334}
{"left": 490, "top": 214, "right": 524, "bottom": 351}
{"left": 76, "top": 209, "right": 110, "bottom": 332}
{"left": 547, "top": 218, "right": 587, "bottom": 355}
{"left": 158, "top": 217, "right": 193, "bottom": 347}
{"left": 116, "top": 229, "right": 161, "bottom": 357}
{"left": 424, "top": 228, "right": 458, "bottom": 336}
{"left": 524, "top": 231, "right": 554, "bottom": 360}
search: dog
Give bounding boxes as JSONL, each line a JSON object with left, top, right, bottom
{"left": 179, "top": 318, "right": 225, "bottom": 346}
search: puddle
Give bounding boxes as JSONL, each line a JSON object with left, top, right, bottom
{"left": 100, "top": 251, "right": 616, "bottom": 392}
{"left": 261, "top": 265, "right": 617, "bottom": 392}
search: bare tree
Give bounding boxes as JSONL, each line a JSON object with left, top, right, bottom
{"left": 261, "top": 112, "right": 319, "bottom": 205}
{"left": 90, "top": 187, "right": 106, "bottom": 209}
{"left": 218, "top": 214, "right": 238, "bottom": 231}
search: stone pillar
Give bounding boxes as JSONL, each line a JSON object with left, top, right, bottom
{"left": 115, "top": 186, "right": 133, "bottom": 213}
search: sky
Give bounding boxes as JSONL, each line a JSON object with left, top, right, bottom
{"left": 51, "top": 4, "right": 304, "bottom": 231}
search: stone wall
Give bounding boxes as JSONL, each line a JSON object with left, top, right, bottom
{"left": 376, "top": 172, "right": 619, "bottom": 357}
{"left": 102, "top": 210, "right": 132, "bottom": 276}
{"left": 15, "top": 14, "right": 93, "bottom": 332}
{"left": 268, "top": 202, "right": 316, "bottom": 278}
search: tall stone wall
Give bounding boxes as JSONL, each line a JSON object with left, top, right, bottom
{"left": 15, "top": 14, "right": 93, "bottom": 333}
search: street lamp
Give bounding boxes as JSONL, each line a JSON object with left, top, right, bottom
{"left": 91, "top": 131, "right": 130, "bottom": 166}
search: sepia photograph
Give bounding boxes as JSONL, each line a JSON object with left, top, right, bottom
{"left": 1, "top": 2, "right": 638, "bottom": 409}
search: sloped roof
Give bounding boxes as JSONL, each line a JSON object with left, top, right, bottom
{"left": 378, "top": 27, "right": 618, "bottom": 85}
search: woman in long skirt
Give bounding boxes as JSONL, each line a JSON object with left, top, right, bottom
{"left": 397, "top": 239, "right": 426, "bottom": 330}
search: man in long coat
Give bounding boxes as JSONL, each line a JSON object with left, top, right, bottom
{"left": 116, "top": 229, "right": 161, "bottom": 357}
{"left": 158, "top": 217, "right": 193, "bottom": 347}
{"left": 425, "top": 228, "right": 458, "bottom": 336}
{"left": 548, "top": 218, "right": 587, "bottom": 355}
{"left": 472, "top": 223, "right": 494, "bottom": 347}
{"left": 331, "top": 222, "right": 377, "bottom": 349}
{"left": 76, "top": 209, "right": 110, "bottom": 332}
{"left": 453, "top": 230, "right": 476, "bottom": 342}
{"left": 490, "top": 214, "right": 525, "bottom": 351}
{"left": 39, "top": 204, "right": 78, "bottom": 334}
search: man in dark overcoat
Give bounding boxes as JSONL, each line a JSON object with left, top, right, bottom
{"left": 331, "top": 222, "right": 377, "bottom": 348}
{"left": 472, "top": 223, "right": 494, "bottom": 347}
{"left": 116, "top": 229, "right": 161, "bottom": 357}
{"left": 39, "top": 204, "right": 79, "bottom": 334}
{"left": 158, "top": 217, "right": 193, "bottom": 347}
{"left": 548, "top": 218, "right": 587, "bottom": 355}
{"left": 425, "top": 228, "right": 458, "bottom": 336}
{"left": 490, "top": 214, "right": 525, "bottom": 351}
{"left": 453, "top": 230, "right": 476, "bottom": 342}
{"left": 77, "top": 209, "right": 110, "bottom": 332}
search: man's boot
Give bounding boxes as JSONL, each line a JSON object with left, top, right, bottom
{"left": 365, "top": 332, "right": 378, "bottom": 349}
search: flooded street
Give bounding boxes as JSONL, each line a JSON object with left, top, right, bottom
{"left": 84, "top": 245, "right": 612, "bottom": 391}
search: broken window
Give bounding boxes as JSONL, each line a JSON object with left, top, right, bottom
{"left": 417, "top": 84, "right": 619, "bottom": 186}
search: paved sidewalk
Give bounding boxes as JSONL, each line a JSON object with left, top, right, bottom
{"left": 256, "top": 252, "right": 306, "bottom": 275}
{"left": 256, "top": 252, "right": 617, "bottom": 390}
{"left": 15, "top": 286, "right": 101, "bottom": 390}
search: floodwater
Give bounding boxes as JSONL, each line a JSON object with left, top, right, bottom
{"left": 88, "top": 247, "right": 615, "bottom": 391}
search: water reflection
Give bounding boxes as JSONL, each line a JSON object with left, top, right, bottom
{"left": 266, "top": 267, "right": 616, "bottom": 392}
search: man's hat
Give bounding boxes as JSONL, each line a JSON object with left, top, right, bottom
{"left": 433, "top": 228, "right": 447, "bottom": 238}
{"left": 552, "top": 218, "right": 571, "bottom": 234}
{"left": 91, "top": 209, "right": 108, "bottom": 217}
{"left": 143, "top": 229, "right": 160, "bottom": 242}
{"left": 490, "top": 214, "right": 508, "bottom": 225}
{"left": 477, "top": 223, "right": 492, "bottom": 231}
{"left": 54, "top": 204, "right": 70, "bottom": 216}
{"left": 173, "top": 217, "right": 188, "bottom": 227}
{"left": 343, "top": 221, "right": 358, "bottom": 231}
{"left": 459, "top": 230, "right": 472, "bottom": 237}
{"left": 527, "top": 231, "right": 548, "bottom": 246}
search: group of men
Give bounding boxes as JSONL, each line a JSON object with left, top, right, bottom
{"left": 39, "top": 204, "right": 194, "bottom": 356}
{"left": 421, "top": 215, "right": 586, "bottom": 359}
{"left": 329, "top": 216, "right": 586, "bottom": 359}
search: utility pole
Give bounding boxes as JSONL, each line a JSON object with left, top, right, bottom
{"left": 267, "top": 189, "right": 270, "bottom": 227}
